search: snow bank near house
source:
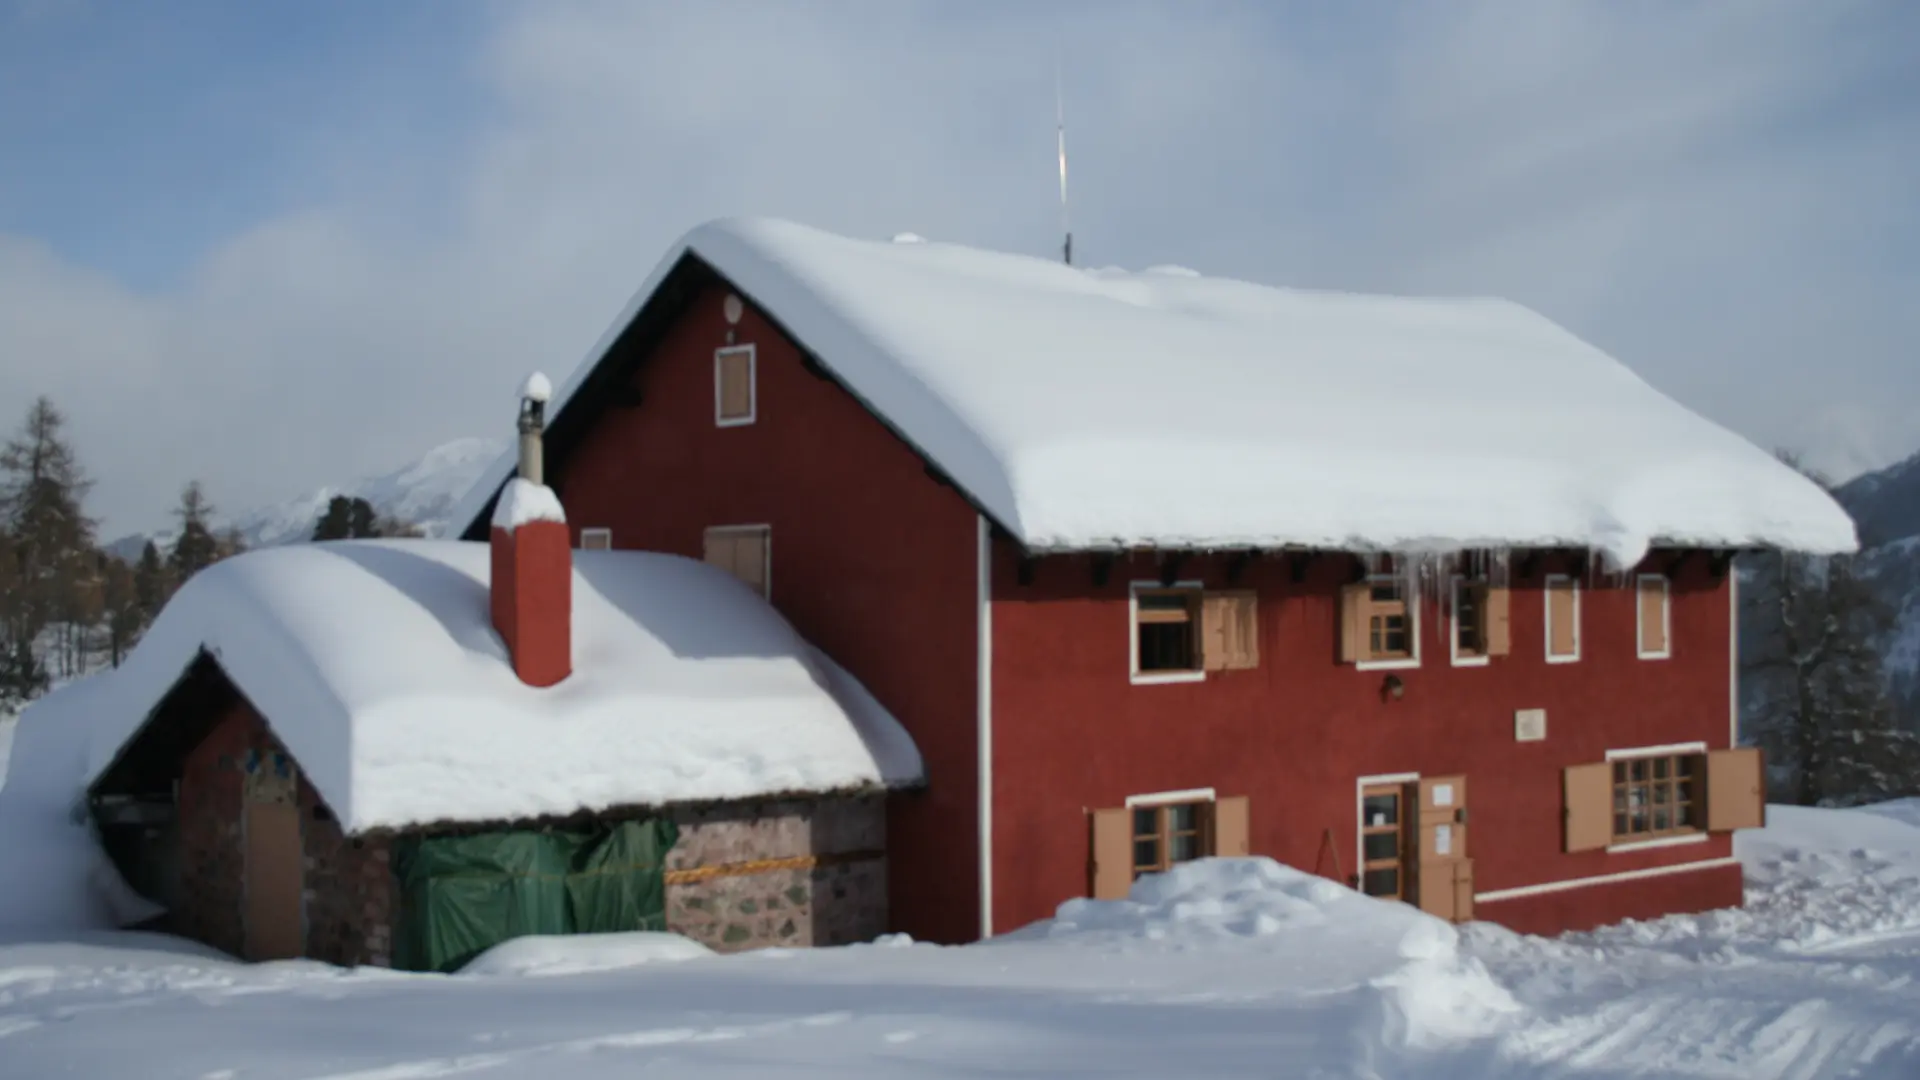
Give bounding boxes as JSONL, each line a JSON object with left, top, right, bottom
{"left": 0, "top": 714, "right": 14, "bottom": 789}
{"left": 1033, "top": 858, "right": 1521, "bottom": 1046}
{"left": 453, "top": 218, "right": 1855, "bottom": 567}
{"left": 461, "top": 932, "right": 714, "bottom": 978}
{"left": 0, "top": 681, "right": 163, "bottom": 934}
{"left": 62, "top": 540, "right": 920, "bottom": 833}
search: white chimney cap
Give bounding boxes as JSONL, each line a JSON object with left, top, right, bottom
{"left": 520, "top": 372, "right": 553, "bottom": 404}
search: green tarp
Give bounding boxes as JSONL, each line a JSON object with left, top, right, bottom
{"left": 392, "top": 817, "right": 679, "bottom": 973}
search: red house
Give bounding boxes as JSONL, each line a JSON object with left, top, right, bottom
{"left": 451, "top": 218, "right": 1857, "bottom": 944}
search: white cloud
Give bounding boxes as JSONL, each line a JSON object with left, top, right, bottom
{"left": 1, "top": 0, "right": 1915, "bottom": 536}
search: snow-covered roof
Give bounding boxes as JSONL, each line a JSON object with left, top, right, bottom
{"left": 451, "top": 218, "right": 1856, "bottom": 568}
{"left": 71, "top": 541, "right": 922, "bottom": 832}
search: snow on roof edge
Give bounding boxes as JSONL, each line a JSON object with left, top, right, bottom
{"left": 448, "top": 218, "right": 1857, "bottom": 561}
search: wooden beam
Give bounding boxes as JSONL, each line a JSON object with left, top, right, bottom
{"left": 1517, "top": 551, "right": 1540, "bottom": 580}
{"left": 924, "top": 463, "right": 957, "bottom": 490}
{"left": 1290, "top": 551, "right": 1311, "bottom": 584}
{"left": 1016, "top": 555, "right": 1037, "bottom": 587}
{"left": 800, "top": 353, "right": 832, "bottom": 381}
{"left": 1348, "top": 554, "right": 1368, "bottom": 584}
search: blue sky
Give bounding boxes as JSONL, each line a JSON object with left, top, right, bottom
{"left": 1, "top": 0, "right": 1917, "bottom": 537}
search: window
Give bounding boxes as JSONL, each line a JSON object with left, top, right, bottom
{"left": 1450, "top": 576, "right": 1511, "bottom": 666}
{"left": 1637, "top": 574, "right": 1670, "bottom": 659}
{"left": 579, "top": 527, "right": 612, "bottom": 551}
{"left": 1341, "top": 576, "right": 1420, "bottom": 668}
{"left": 1545, "top": 575, "right": 1580, "bottom": 663}
{"left": 715, "top": 345, "right": 756, "bottom": 426}
{"left": 1610, "top": 753, "right": 1702, "bottom": 841}
{"left": 703, "top": 525, "right": 770, "bottom": 597}
{"left": 1131, "top": 584, "right": 1203, "bottom": 681}
{"left": 1359, "top": 785, "right": 1407, "bottom": 899}
{"left": 1131, "top": 802, "right": 1208, "bottom": 878}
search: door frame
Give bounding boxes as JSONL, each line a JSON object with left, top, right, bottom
{"left": 1355, "top": 771, "right": 1418, "bottom": 899}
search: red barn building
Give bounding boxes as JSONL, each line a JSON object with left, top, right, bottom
{"left": 445, "top": 218, "right": 1854, "bottom": 944}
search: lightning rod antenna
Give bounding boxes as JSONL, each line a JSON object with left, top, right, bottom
{"left": 1057, "top": 62, "right": 1072, "bottom": 266}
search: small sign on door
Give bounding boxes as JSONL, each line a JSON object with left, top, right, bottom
{"left": 1432, "top": 824, "right": 1453, "bottom": 856}
{"left": 1431, "top": 783, "right": 1455, "bottom": 808}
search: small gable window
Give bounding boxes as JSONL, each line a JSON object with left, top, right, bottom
{"left": 1132, "top": 585, "right": 1202, "bottom": 679}
{"left": 579, "top": 527, "right": 612, "bottom": 551}
{"left": 715, "top": 345, "right": 756, "bottom": 426}
{"left": 1637, "top": 574, "right": 1670, "bottom": 659}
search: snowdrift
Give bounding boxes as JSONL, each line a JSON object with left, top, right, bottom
{"left": 460, "top": 931, "right": 714, "bottom": 978}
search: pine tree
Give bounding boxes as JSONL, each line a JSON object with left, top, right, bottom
{"left": 0, "top": 397, "right": 97, "bottom": 669}
{"left": 133, "top": 539, "right": 170, "bottom": 621}
{"left": 348, "top": 496, "right": 379, "bottom": 539}
{"left": 100, "top": 553, "right": 142, "bottom": 668}
{"left": 1741, "top": 455, "right": 1920, "bottom": 806}
{"left": 168, "top": 481, "right": 222, "bottom": 583}
{"left": 313, "top": 495, "right": 353, "bottom": 541}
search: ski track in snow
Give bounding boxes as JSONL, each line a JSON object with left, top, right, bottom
{"left": 1, "top": 804, "right": 1919, "bottom": 1079}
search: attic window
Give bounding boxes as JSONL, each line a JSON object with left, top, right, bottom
{"left": 1450, "top": 576, "right": 1510, "bottom": 666}
{"left": 1340, "top": 576, "right": 1420, "bottom": 668}
{"left": 704, "top": 524, "right": 770, "bottom": 598}
{"left": 715, "top": 345, "right": 756, "bottom": 426}
{"left": 579, "top": 528, "right": 612, "bottom": 551}
{"left": 1132, "top": 585, "right": 1202, "bottom": 680}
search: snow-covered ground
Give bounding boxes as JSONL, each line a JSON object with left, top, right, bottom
{"left": 0, "top": 715, "right": 13, "bottom": 789}
{"left": 2, "top": 803, "right": 1918, "bottom": 1078}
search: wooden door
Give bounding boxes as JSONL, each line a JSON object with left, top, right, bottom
{"left": 1359, "top": 784, "right": 1410, "bottom": 901}
{"left": 1415, "top": 775, "right": 1473, "bottom": 923}
{"left": 244, "top": 796, "right": 304, "bottom": 961}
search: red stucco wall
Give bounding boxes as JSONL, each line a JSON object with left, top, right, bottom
{"left": 986, "top": 546, "right": 1738, "bottom": 937}
{"left": 1480, "top": 860, "right": 1745, "bottom": 936}
{"left": 553, "top": 283, "right": 983, "bottom": 945}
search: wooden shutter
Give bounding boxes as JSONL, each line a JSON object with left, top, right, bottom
{"left": 1484, "top": 585, "right": 1511, "bottom": 656}
{"left": 1563, "top": 762, "right": 1612, "bottom": 852}
{"left": 1705, "top": 747, "right": 1765, "bottom": 831}
{"left": 1451, "top": 859, "right": 1475, "bottom": 923}
{"left": 1089, "top": 808, "right": 1133, "bottom": 899}
{"left": 1212, "top": 795, "right": 1250, "bottom": 857}
{"left": 1638, "top": 577, "right": 1668, "bottom": 654}
{"left": 1547, "top": 580, "right": 1578, "bottom": 657}
{"left": 1202, "top": 592, "right": 1259, "bottom": 671}
{"left": 1417, "top": 775, "right": 1469, "bottom": 860}
{"left": 717, "top": 348, "right": 754, "bottom": 420}
{"left": 735, "top": 529, "right": 768, "bottom": 596}
{"left": 702, "top": 529, "right": 734, "bottom": 572}
{"left": 1339, "top": 583, "right": 1369, "bottom": 663}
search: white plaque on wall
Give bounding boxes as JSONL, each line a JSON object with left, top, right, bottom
{"left": 1515, "top": 708, "right": 1548, "bottom": 742}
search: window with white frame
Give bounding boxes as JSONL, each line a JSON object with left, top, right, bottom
{"left": 715, "top": 345, "right": 756, "bottom": 426}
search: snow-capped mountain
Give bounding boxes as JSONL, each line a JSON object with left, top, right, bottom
{"left": 106, "top": 437, "right": 506, "bottom": 559}
{"left": 1837, "top": 448, "right": 1920, "bottom": 720}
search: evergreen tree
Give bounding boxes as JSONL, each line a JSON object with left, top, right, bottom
{"left": 1741, "top": 455, "right": 1920, "bottom": 806}
{"left": 0, "top": 397, "right": 97, "bottom": 659}
{"left": 100, "top": 553, "right": 142, "bottom": 668}
{"left": 168, "top": 481, "right": 222, "bottom": 583}
{"left": 348, "top": 496, "right": 379, "bottom": 539}
{"left": 313, "top": 495, "right": 353, "bottom": 541}
{"left": 133, "top": 539, "right": 170, "bottom": 620}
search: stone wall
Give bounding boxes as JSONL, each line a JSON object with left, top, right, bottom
{"left": 174, "top": 697, "right": 392, "bottom": 965}
{"left": 664, "top": 794, "right": 888, "bottom": 951}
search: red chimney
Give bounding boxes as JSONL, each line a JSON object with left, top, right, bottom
{"left": 490, "top": 373, "right": 571, "bottom": 687}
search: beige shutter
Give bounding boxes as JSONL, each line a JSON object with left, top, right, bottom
{"left": 1638, "top": 578, "right": 1668, "bottom": 654}
{"left": 1451, "top": 859, "right": 1475, "bottom": 923}
{"left": 1563, "top": 762, "right": 1612, "bottom": 853}
{"left": 1339, "top": 583, "right": 1370, "bottom": 663}
{"left": 1201, "top": 593, "right": 1232, "bottom": 671}
{"left": 1548, "top": 580, "right": 1577, "bottom": 657}
{"left": 1204, "top": 591, "right": 1258, "bottom": 670}
{"left": 1705, "top": 748, "right": 1765, "bottom": 831}
{"left": 702, "top": 529, "right": 734, "bottom": 572}
{"left": 1212, "top": 795, "right": 1250, "bottom": 856}
{"left": 1417, "top": 775, "right": 1469, "bottom": 860}
{"left": 1089, "top": 808, "right": 1133, "bottom": 899}
{"left": 736, "top": 530, "right": 768, "bottom": 596}
{"left": 718, "top": 349, "right": 753, "bottom": 420}
{"left": 1484, "top": 585, "right": 1511, "bottom": 656}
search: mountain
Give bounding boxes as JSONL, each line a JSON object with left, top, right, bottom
{"left": 1836, "top": 447, "right": 1920, "bottom": 719}
{"left": 105, "top": 437, "right": 506, "bottom": 560}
